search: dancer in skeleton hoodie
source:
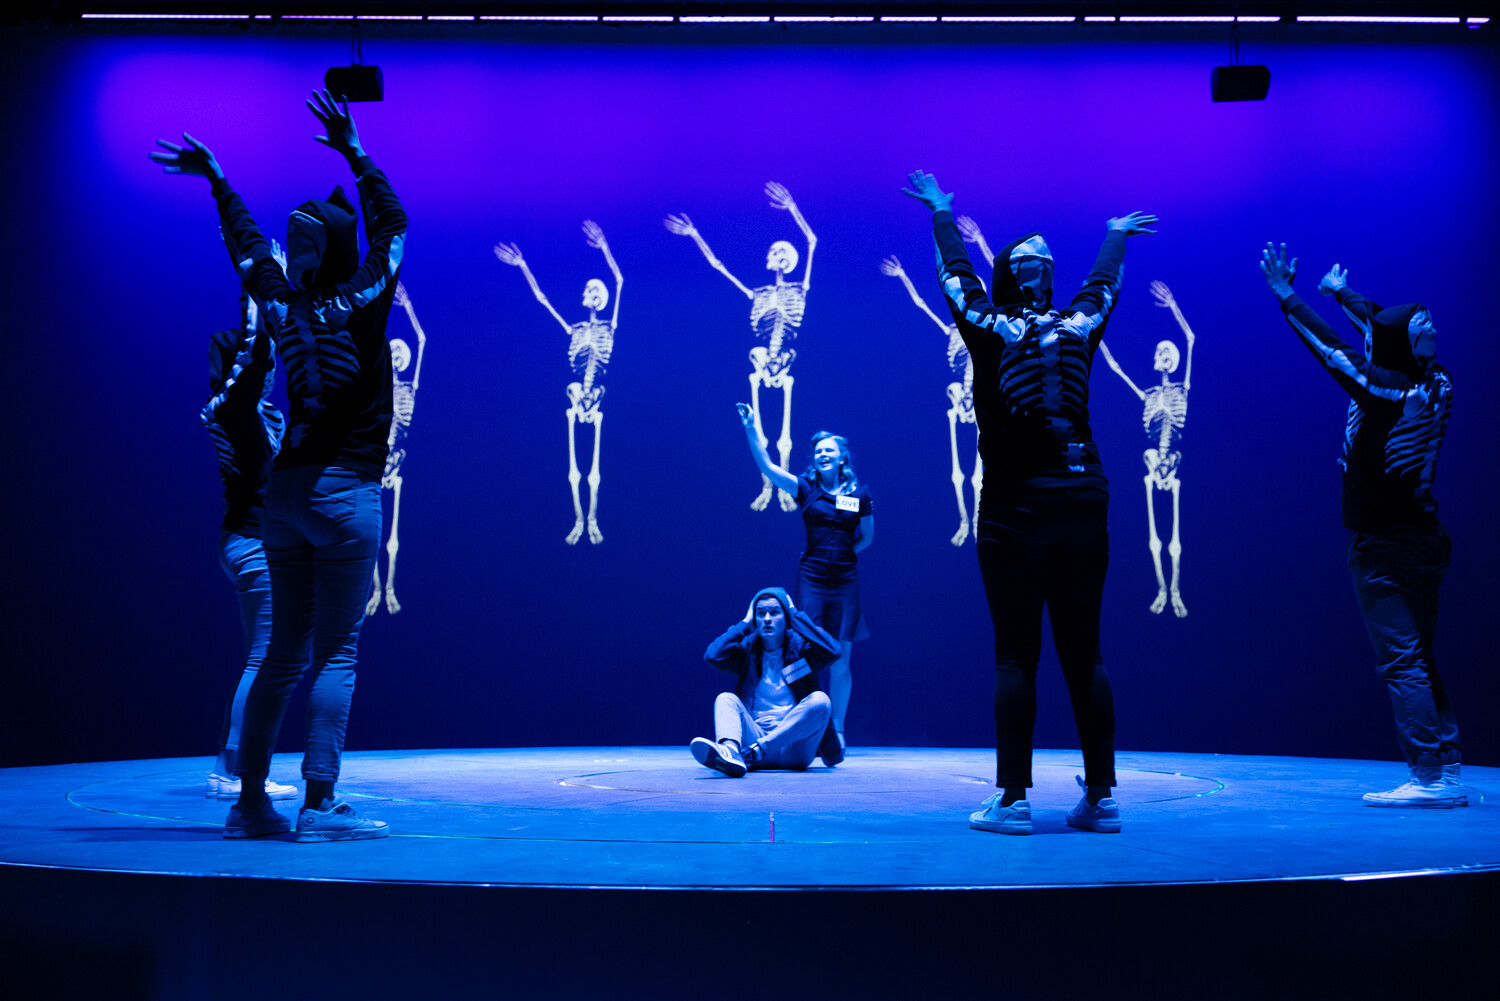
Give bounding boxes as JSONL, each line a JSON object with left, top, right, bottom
{"left": 1261, "top": 243, "right": 1462, "bottom": 808}
{"left": 691, "top": 587, "right": 840, "bottom": 777}
{"left": 153, "top": 90, "right": 407, "bottom": 841}
{"left": 904, "top": 171, "right": 1157, "bottom": 835}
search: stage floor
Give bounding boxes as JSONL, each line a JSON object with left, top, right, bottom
{"left": 3, "top": 747, "right": 1494, "bottom": 888}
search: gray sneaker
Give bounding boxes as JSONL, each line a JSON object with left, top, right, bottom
{"left": 294, "top": 799, "right": 390, "bottom": 842}
{"left": 1065, "top": 775, "right": 1122, "bottom": 833}
{"left": 690, "top": 737, "right": 747, "bottom": 777}
{"left": 969, "top": 793, "right": 1032, "bottom": 835}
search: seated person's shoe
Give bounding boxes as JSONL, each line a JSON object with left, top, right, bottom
{"left": 1362, "top": 768, "right": 1467, "bottom": 808}
{"left": 690, "top": 737, "right": 747, "bottom": 778}
{"left": 1065, "top": 775, "right": 1122, "bottom": 833}
{"left": 969, "top": 793, "right": 1032, "bottom": 835}
{"left": 223, "top": 797, "right": 292, "bottom": 839}
{"left": 207, "top": 774, "right": 298, "bottom": 801}
{"left": 294, "top": 799, "right": 390, "bottom": 842}
{"left": 818, "top": 726, "right": 845, "bottom": 767}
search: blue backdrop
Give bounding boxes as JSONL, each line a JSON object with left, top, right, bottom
{"left": 3, "top": 20, "right": 1496, "bottom": 768}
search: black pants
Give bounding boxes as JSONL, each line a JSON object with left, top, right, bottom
{"left": 977, "top": 489, "right": 1116, "bottom": 789}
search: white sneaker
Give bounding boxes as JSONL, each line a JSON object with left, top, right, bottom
{"left": 1362, "top": 768, "right": 1468, "bottom": 808}
{"left": 206, "top": 774, "right": 299, "bottom": 801}
{"left": 690, "top": 738, "right": 747, "bottom": 778}
{"left": 969, "top": 793, "right": 1032, "bottom": 835}
{"left": 1065, "top": 775, "right": 1122, "bottom": 833}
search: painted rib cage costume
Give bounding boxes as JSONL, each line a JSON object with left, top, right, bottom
{"left": 932, "top": 210, "right": 1128, "bottom": 790}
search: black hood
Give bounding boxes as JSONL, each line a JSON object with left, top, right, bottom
{"left": 991, "top": 231, "right": 1053, "bottom": 310}
{"left": 1370, "top": 302, "right": 1429, "bottom": 377}
{"left": 286, "top": 186, "right": 358, "bottom": 292}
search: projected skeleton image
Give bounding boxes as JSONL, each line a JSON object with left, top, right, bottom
{"left": 1097, "top": 281, "right": 1195, "bottom": 618}
{"left": 368, "top": 282, "right": 428, "bottom": 616}
{"left": 665, "top": 183, "right": 815, "bottom": 512}
{"left": 880, "top": 253, "right": 981, "bottom": 545}
{"left": 494, "top": 220, "right": 621, "bottom": 544}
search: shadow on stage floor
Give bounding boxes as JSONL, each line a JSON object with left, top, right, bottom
{"left": 2, "top": 747, "right": 1495, "bottom": 1000}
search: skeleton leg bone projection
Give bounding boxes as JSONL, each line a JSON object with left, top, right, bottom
{"left": 368, "top": 282, "right": 427, "bottom": 617}
{"left": 1098, "top": 280, "right": 1194, "bottom": 618}
{"left": 880, "top": 254, "right": 981, "bottom": 544}
{"left": 495, "top": 220, "right": 621, "bottom": 544}
{"left": 666, "top": 183, "right": 814, "bottom": 513}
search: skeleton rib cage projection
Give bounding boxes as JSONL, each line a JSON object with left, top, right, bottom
{"left": 665, "top": 182, "right": 816, "bottom": 512}
{"left": 368, "top": 281, "right": 426, "bottom": 615}
{"left": 881, "top": 231, "right": 983, "bottom": 545}
{"left": 494, "top": 220, "right": 621, "bottom": 544}
{"left": 1098, "top": 280, "right": 1194, "bottom": 618}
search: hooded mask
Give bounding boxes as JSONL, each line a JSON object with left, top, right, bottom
{"left": 286, "top": 186, "right": 359, "bottom": 292}
{"left": 1369, "top": 302, "right": 1434, "bottom": 377}
{"left": 991, "top": 232, "right": 1055, "bottom": 310}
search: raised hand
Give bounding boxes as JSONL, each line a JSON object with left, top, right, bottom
{"left": 735, "top": 402, "right": 756, "bottom": 428}
{"left": 307, "top": 89, "right": 364, "bottom": 160}
{"left": 956, "top": 216, "right": 983, "bottom": 242}
{"left": 662, "top": 213, "right": 697, "bottom": 237}
{"left": 269, "top": 237, "right": 287, "bottom": 272}
{"left": 1149, "top": 280, "right": 1175, "bottom": 309}
{"left": 1319, "top": 263, "right": 1348, "bottom": 297}
{"left": 1260, "top": 242, "right": 1298, "bottom": 295}
{"left": 1107, "top": 211, "right": 1159, "bottom": 235}
{"left": 765, "top": 182, "right": 796, "bottom": 211}
{"left": 493, "top": 242, "right": 523, "bottom": 266}
{"left": 149, "top": 133, "right": 224, "bottom": 181}
{"left": 902, "top": 170, "right": 954, "bottom": 213}
{"left": 582, "top": 219, "right": 607, "bottom": 249}
{"left": 393, "top": 281, "right": 410, "bottom": 309}
{"left": 879, "top": 255, "right": 905, "bottom": 277}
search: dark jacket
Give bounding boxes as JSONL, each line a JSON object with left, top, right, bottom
{"left": 703, "top": 587, "right": 841, "bottom": 706}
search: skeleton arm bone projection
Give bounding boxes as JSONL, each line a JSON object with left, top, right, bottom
{"left": 367, "top": 281, "right": 426, "bottom": 616}
{"left": 667, "top": 184, "right": 814, "bottom": 513}
{"left": 956, "top": 216, "right": 997, "bottom": 269}
{"left": 493, "top": 242, "right": 573, "bottom": 334}
{"left": 1104, "top": 280, "right": 1193, "bottom": 619}
{"left": 881, "top": 255, "right": 982, "bottom": 545}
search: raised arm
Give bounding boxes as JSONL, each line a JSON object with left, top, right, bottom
{"left": 1319, "top": 263, "right": 1383, "bottom": 345}
{"left": 956, "top": 216, "right": 996, "bottom": 269}
{"left": 1150, "top": 280, "right": 1195, "bottom": 393}
{"left": 880, "top": 256, "right": 951, "bottom": 334}
{"left": 583, "top": 220, "right": 623, "bottom": 330}
{"left": 1096, "top": 340, "right": 1146, "bottom": 400}
{"left": 1261, "top": 242, "right": 1417, "bottom": 408}
{"left": 766, "top": 182, "right": 816, "bottom": 290}
{"left": 664, "top": 213, "right": 753, "bottom": 298}
{"left": 316, "top": 91, "right": 408, "bottom": 310}
{"left": 392, "top": 282, "right": 427, "bottom": 392}
{"left": 735, "top": 403, "right": 799, "bottom": 495}
{"left": 1069, "top": 211, "right": 1159, "bottom": 350}
{"left": 493, "top": 242, "right": 571, "bottom": 334}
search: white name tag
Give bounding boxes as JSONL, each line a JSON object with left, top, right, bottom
{"left": 835, "top": 495, "right": 861, "bottom": 513}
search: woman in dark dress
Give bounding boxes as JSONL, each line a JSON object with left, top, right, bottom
{"left": 737, "top": 404, "right": 874, "bottom": 757}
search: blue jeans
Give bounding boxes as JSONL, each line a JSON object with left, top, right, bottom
{"left": 977, "top": 489, "right": 1116, "bottom": 790}
{"left": 1347, "top": 528, "right": 1459, "bottom": 768}
{"left": 214, "top": 530, "right": 272, "bottom": 774}
{"left": 715, "top": 691, "right": 832, "bottom": 770}
{"left": 234, "top": 466, "right": 382, "bottom": 784}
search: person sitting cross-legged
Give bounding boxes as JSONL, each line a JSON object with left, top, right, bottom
{"left": 692, "top": 587, "right": 840, "bottom": 777}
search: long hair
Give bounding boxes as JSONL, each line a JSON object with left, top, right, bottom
{"left": 802, "top": 430, "right": 860, "bottom": 494}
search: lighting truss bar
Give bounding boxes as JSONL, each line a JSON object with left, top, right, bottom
{"left": 1297, "top": 15, "right": 1462, "bottom": 23}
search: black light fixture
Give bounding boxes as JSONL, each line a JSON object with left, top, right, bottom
{"left": 1212, "top": 14, "right": 1270, "bottom": 102}
{"left": 325, "top": 18, "right": 383, "bottom": 102}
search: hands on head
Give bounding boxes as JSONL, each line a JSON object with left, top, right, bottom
{"left": 902, "top": 170, "right": 954, "bottom": 213}
{"left": 1107, "top": 211, "right": 1159, "bottom": 236}
{"left": 1260, "top": 242, "right": 1298, "bottom": 296}
{"left": 1319, "top": 263, "right": 1348, "bottom": 297}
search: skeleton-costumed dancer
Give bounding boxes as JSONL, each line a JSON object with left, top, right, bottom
{"left": 666, "top": 183, "right": 814, "bottom": 513}
{"left": 367, "top": 282, "right": 426, "bottom": 615}
{"left": 201, "top": 289, "right": 297, "bottom": 803}
{"left": 1097, "top": 280, "right": 1195, "bottom": 618}
{"left": 880, "top": 254, "right": 981, "bottom": 545}
{"left": 154, "top": 90, "right": 406, "bottom": 842}
{"left": 905, "top": 169, "right": 1157, "bottom": 836}
{"left": 494, "top": 220, "right": 620, "bottom": 544}
{"left": 735, "top": 405, "right": 872, "bottom": 762}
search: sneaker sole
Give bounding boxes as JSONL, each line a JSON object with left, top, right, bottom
{"left": 223, "top": 821, "right": 292, "bottom": 839}
{"left": 969, "top": 816, "right": 1032, "bottom": 835}
{"left": 691, "top": 739, "right": 746, "bottom": 778}
{"left": 1066, "top": 816, "right": 1123, "bottom": 833}
{"left": 1362, "top": 798, "right": 1468, "bottom": 808}
{"left": 294, "top": 825, "right": 390, "bottom": 843}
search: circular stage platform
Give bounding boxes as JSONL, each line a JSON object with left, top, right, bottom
{"left": 3, "top": 748, "right": 1495, "bottom": 1000}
